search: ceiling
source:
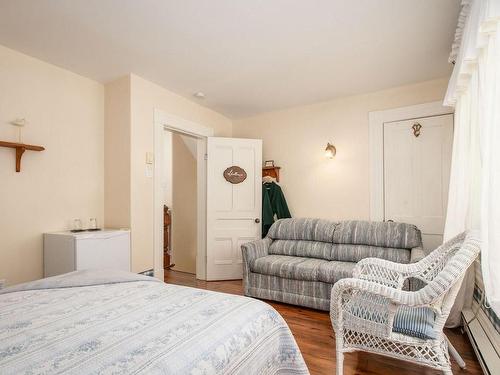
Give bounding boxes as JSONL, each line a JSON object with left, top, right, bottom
{"left": 0, "top": 0, "right": 459, "bottom": 118}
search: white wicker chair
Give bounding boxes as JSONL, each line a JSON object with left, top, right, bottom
{"left": 330, "top": 231, "right": 480, "bottom": 375}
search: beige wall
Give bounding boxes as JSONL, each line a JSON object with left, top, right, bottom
{"left": 171, "top": 133, "right": 197, "bottom": 274}
{"left": 233, "top": 78, "right": 449, "bottom": 221}
{"left": 0, "top": 45, "right": 104, "bottom": 285}
{"left": 104, "top": 76, "right": 131, "bottom": 229}
{"left": 105, "top": 74, "right": 232, "bottom": 273}
{"left": 0, "top": 42, "right": 447, "bottom": 284}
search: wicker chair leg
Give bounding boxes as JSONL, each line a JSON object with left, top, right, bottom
{"left": 335, "top": 351, "right": 344, "bottom": 375}
{"left": 334, "top": 328, "right": 345, "bottom": 375}
{"left": 446, "top": 335, "right": 466, "bottom": 369}
{"left": 436, "top": 338, "right": 454, "bottom": 375}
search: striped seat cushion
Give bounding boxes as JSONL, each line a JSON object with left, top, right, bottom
{"left": 269, "top": 240, "right": 334, "bottom": 260}
{"left": 251, "top": 255, "right": 328, "bottom": 281}
{"left": 317, "top": 261, "right": 355, "bottom": 283}
{"left": 393, "top": 306, "right": 437, "bottom": 339}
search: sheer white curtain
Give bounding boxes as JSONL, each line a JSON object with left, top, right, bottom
{"left": 444, "top": 0, "right": 500, "bottom": 324}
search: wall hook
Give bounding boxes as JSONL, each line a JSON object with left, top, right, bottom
{"left": 412, "top": 123, "right": 422, "bottom": 137}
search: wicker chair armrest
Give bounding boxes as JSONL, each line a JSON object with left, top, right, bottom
{"left": 330, "top": 278, "right": 400, "bottom": 337}
{"left": 330, "top": 278, "right": 446, "bottom": 339}
{"left": 331, "top": 278, "right": 429, "bottom": 319}
{"left": 332, "top": 278, "right": 436, "bottom": 308}
{"left": 353, "top": 257, "right": 423, "bottom": 289}
{"left": 330, "top": 277, "right": 439, "bottom": 338}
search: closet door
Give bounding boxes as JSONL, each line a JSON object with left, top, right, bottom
{"left": 206, "top": 137, "right": 262, "bottom": 280}
{"left": 384, "top": 114, "right": 453, "bottom": 250}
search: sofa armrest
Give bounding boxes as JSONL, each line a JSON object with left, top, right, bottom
{"left": 241, "top": 238, "right": 271, "bottom": 266}
{"left": 241, "top": 238, "right": 271, "bottom": 294}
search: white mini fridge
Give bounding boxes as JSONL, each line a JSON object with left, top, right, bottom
{"left": 43, "top": 229, "right": 131, "bottom": 277}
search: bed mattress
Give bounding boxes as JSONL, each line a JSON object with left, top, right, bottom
{"left": 0, "top": 270, "right": 308, "bottom": 375}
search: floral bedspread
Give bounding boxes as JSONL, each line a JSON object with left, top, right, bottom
{"left": 0, "top": 270, "right": 308, "bottom": 374}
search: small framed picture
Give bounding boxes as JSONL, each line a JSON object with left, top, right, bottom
{"left": 264, "top": 160, "right": 275, "bottom": 167}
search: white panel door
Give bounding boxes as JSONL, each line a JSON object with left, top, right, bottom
{"left": 206, "top": 137, "right": 262, "bottom": 280}
{"left": 384, "top": 114, "right": 453, "bottom": 250}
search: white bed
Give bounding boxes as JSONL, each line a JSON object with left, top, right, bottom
{"left": 0, "top": 270, "right": 308, "bottom": 375}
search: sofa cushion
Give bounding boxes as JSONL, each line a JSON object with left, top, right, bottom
{"left": 317, "top": 261, "right": 355, "bottom": 283}
{"left": 333, "top": 221, "right": 421, "bottom": 249}
{"left": 331, "top": 244, "right": 411, "bottom": 263}
{"left": 269, "top": 240, "right": 334, "bottom": 260}
{"left": 267, "top": 218, "right": 338, "bottom": 242}
{"left": 251, "top": 255, "right": 328, "bottom": 281}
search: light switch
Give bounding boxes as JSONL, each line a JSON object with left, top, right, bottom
{"left": 146, "top": 152, "right": 154, "bottom": 164}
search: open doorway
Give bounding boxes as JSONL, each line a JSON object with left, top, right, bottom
{"left": 153, "top": 109, "right": 212, "bottom": 282}
{"left": 154, "top": 110, "right": 262, "bottom": 282}
{"left": 163, "top": 131, "right": 198, "bottom": 274}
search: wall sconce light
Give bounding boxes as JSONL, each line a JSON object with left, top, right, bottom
{"left": 325, "top": 142, "right": 336, "bottom": 158}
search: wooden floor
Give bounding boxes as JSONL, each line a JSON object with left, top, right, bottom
{"left": 164, "top": 270, "right": 482, "bottom": 375}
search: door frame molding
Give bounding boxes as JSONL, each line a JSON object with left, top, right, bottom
{"left": 153, "top": 109, "right": 214, "bottom": 281}
{"left": 368, "top": 101, "right": 454, "bottom": 221}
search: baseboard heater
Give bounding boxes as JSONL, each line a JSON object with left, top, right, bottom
{"left": 462, "top": 303, "right": 500, "bottom": 375}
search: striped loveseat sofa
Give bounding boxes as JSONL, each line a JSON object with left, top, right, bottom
{"left": 242, "top": 218, "right": 423, "bottom": 310}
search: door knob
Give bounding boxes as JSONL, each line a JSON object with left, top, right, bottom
{"left": 255, "top": 218, "right": 260, "bottom": 223}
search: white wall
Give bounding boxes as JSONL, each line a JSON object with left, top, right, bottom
{"left": 0, "top": 45, "right": 104, "bottom": 285}
{"left": 233, "top": 78, "right": 449, "bottom": 221}
{"left": 130, "top": 74, "right": 232, "bottom": 272}
{"left": 104, "top": 74, "right": 232, "bottom": 273}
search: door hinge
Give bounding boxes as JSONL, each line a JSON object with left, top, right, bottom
{"left": 204, "top": 153, "right": 208, "bottom": 160}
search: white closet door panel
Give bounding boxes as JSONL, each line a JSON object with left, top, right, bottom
{"left": 384, "top": 125, "right": 415, "bottom": 222}
{"left": 384, "top": 114, "right": 453, "bottom": 250}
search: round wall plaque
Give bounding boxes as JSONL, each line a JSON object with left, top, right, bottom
{"left": 223, "top": 166, "right": 247, "bottom": 184}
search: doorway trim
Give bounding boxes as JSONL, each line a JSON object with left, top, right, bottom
{"left": 153, "top": 109, "right": 214, "bottom": 281}
{"left": 368, "top": 101, "right": 454, "bottom": 221}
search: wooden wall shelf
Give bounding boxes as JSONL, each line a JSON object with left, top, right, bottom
{"left": 262, "top": 166, "right": 281, "bottom": 182}
{"left": 0, "top": 140, "right": 45, "bottom": 172}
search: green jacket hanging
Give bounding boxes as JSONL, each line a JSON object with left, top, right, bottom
{"left": 262, "top": 182, "right": 291, "bottom": 237}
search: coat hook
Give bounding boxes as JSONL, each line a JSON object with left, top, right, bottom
{"left": 412, "top": 123, "right": 422, "bottom": 137}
